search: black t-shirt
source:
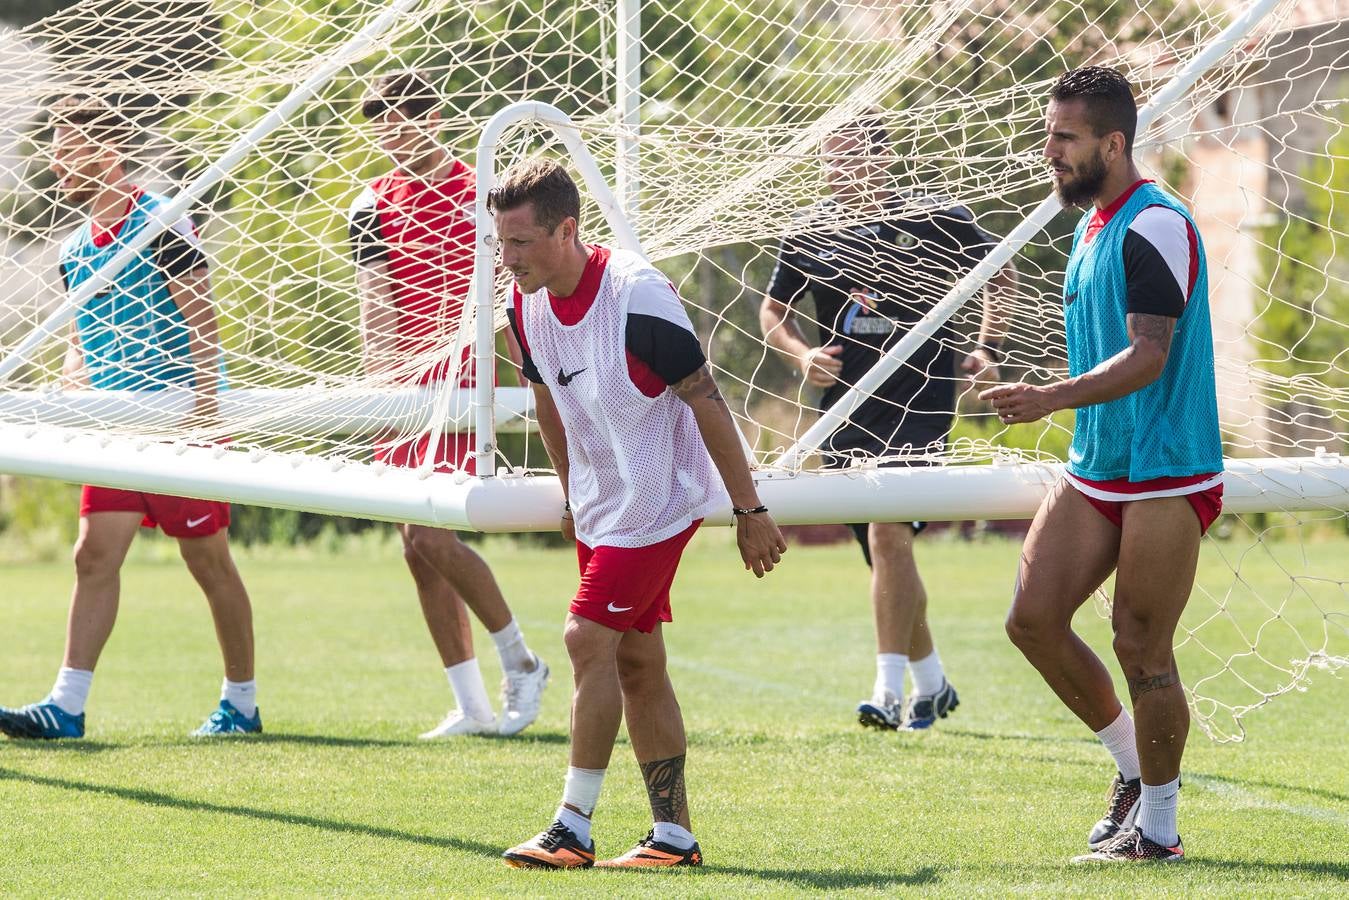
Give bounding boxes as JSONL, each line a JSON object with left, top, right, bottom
{"left": 766, "top": 194, "right": 995, "bottom": 455}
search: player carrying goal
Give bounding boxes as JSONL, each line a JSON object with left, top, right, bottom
{"left": 0, "top": 95, "right": 260, "bottom": 739}
{"left": 493, "top": 158, "right": 787, "bottom": 869}
{"left": 985, "top": 67, "right": 1224, "bottom": 863}
{"left": 349, "top": 70, "right": 548, "bottom": 738}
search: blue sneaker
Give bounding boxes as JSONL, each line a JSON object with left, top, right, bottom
{"left": 857, "top": 691, "right": 903, "bottom": 730}
{"left": 901, "top": 679, "right": 959, "bottom": 730}
{"left": 0, "top": 699, "right": 85, "bottom": 740}
{"left": 192, "top": 700, "right": 262, "bottom": 737}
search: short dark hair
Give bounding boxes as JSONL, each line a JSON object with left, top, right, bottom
{"left": 47, "top": 93, "right": 132, "bottom": 146}
{"left": 830, "top": 110, "right": 890, "bottom": 152}
{"left": 486, "top": 156, "right": 581, "bottom": 233}
{"left": 1050, "top": 66, "right": 1138, "bottom": 153}
{"left": 360, "top": 69, "right": 440, "bottom": 120}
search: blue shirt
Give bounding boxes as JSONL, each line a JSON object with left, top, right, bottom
{"left": 59, "top": 190, "right": 215, "bottom": 391}
{"left": 1063, "top": 181, "right": 1222, "bottom": 480}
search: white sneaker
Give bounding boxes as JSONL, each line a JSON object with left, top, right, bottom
{"left": 419, "top": 709, "right": 497, "bottom": 739}
{"left": 499, "top": 655, "right": 550, "bottom": 736}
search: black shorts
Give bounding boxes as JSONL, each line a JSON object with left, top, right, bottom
{"left": 821, "top": 432, "right": 945, "bottom": 568}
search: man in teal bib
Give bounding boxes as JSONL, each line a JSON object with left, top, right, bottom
{"left": 982, "top": 67, "right": 1224, "bottom": 863}
{"left": 0, "top": 95, "right": 261, "bottom": 742}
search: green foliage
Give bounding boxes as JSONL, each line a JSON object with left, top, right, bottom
{"left": 1254, "top": 115, "right": 1349, "bottom": 392}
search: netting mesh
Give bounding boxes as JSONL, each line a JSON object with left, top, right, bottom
{"left": 0, "top": 0, "right": 1345, "bottom": 739}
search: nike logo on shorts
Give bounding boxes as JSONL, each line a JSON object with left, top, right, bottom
{"left": 185, "top": 514, "right": 212, "bottom": 529}
{"left": 607, "top": 602, "right": 633, "bottom": 613}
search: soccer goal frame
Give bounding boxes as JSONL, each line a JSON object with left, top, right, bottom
{"left": 0, "top": 0, "right": 1346, "bottom": 531}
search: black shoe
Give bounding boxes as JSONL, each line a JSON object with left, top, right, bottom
{"left": 1072, "top": 827, "right": 1184, "bottom": 863}
{"left": 502, "top": 821, "right": 596, "bottom": 869}
{"left": 1088, "top": 772, "right": 1141, "bottom": 850}
{"left": 900, "top": 679, "right": 959, "bottom": 730}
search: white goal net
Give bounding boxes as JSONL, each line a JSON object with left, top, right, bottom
{"left": 0, "top": 0, "right": 1345, "bottom": 738}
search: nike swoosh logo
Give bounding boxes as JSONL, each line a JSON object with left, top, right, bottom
{"left": 607, "top": 602, "right": 633, "bottom": 613}
{"left": 557, "top": 367, "right": 587, "bottom": 386}
{"left": 185, "top": 515, "right": 211, "bottom": 528}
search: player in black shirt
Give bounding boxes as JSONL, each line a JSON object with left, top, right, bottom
{"left": 760, "top": 117, "right": 1017, "bottom": 731}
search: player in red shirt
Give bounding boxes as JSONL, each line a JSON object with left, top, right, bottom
{"left": 350, "top": 71, "right": 546, "bottom": 737}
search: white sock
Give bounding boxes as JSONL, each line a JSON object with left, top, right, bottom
{"left": 490, "top": 618, "right": 535, "bottom": 675}
{"left": 1137, "top": 777, "right": 1181, "bottom": 847}
{"left": 874, "top": 653, "right": 907, "bottom": 700}
{"left": 48, "top": 667, "right": 93, "bottom": 716}
{"left": 445, "top": 658, "right": 494, "bottom": 722}
{"left": 652, "top": 821, "right": 695, "bottom": 850}
{"left": 1094, "top": 708, "right": 1142, "bottom": 781}
{"left": 222, "top": 679, "right": 257, "bottom": 719}
{"left": 909, "top": 649, "right": 945, "bottom": 697}
{"left": 557, "top": 766, "right": 606, "bottom": 845}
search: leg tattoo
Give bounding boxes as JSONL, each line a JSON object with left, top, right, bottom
{"left": 639, "top": 754, "right": 687, "bottom": 824}
{"left": 1127, "top": 668, "right": 1179, "bottom": 703}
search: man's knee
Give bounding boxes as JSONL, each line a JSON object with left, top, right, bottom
{"left": 868, "top": 523, "right": 914, "bottom": 562}
{"left": 1005, "top": 588, "right": 1068, "bottom": 654}
{"left": 1111, "top": 618, "right": 1174, "bottom": 679}
{"left": 616, "top": 640, "right": 666, "bottom": 694}
{"left": 404, "top": 525, "right": 459, "bottom": 561}
{"left": 178, "top": 536, "right": 237, "bottom": 583}
{"left": 72, "top": 535, "right": 123, "bottom": 581}
{"left": 563, "top": 616, "right": 618, "bottom": 674}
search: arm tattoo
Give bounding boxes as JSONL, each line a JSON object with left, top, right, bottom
{"left": 672, "top": 364, "right": 725, "bottom": 405}
{"left": 1127, "top": 670, "right": 1179, "bottom": 702}
{"left": 639, "top": 754, "right": 688, "bottom": 824}
{"left": 1127, "top": 312, "right": 1175, "bottom": 357}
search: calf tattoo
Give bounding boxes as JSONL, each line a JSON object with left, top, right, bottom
{"left": 1128, "top": 670, "right": 1179, "bottom": 702}
{"left": 639, "top": 754, "right": 688, "bottom": 823}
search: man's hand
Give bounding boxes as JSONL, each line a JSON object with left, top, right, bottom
{"left": 736, "top": 511, "right": 787, "bottom": 578}
{"left": 800, "top": 344, "right": 843, "bottom": 387}
{"left": 960, "top": 349, "right": 1000, "bottom": 390}
{"left": 560, "top": 509, "right": 576, "bottom": 542}
{"left": 979, "top": 382, "right": 1056, "bottom": 425}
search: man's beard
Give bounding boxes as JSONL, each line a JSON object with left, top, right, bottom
{"left": 1053, "top": 150, "right": 1107, "bottom": 207}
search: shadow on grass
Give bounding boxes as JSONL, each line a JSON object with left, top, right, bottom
{"left": 942, "top": 727, "right": 1100, "bottom": 747}
{"left": 0, "top": 766, "right": 502, "bottom": 859}
{"left": 0, "top": 739, "right": 118, "bottom": 754}
{"left": 700, "top": 863, "right": 938, "bottom": 890}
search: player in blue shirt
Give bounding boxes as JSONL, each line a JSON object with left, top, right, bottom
{"left": 0, "top": 95, "right": 260, "bottom": 741}
{"left": 982, "top": 68, "right": 1223, "bottom": 863}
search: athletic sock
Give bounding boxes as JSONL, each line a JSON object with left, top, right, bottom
{"left": 557, "top": 766, "right": 606, "bottom": 845}
{"left": 490, "top": 617, "right": 535, "bottom": 675}
{"left": 874, "top": 653, "right": 908, "bottom": 701}
{"left": 1093, "top": 707, "right": 1142, "bottom": 782}
{"left": 909, "top": 649, "right": 945, "bottom": 697}
{"left": 48, "top": 667, "right": 93, "bottom": 716}
{"left": 222, "top": 679, "right": 257, "bottom": 719}
{"left": 1137, "top": 776, "right": 1181, "bottom": 847}
{"left": 652, "top": 821, "right": 696, "bottom": 850}
{"left": 445, "top": 658, "right": 494, "bottom": 722}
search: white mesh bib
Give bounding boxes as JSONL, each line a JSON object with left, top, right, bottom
{"left": 521, "top": 248, "right": 726, "bottom": 548}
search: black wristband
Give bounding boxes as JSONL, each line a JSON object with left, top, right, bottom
{"left": 732, "top": 505, "right": 768, "bottom": 516}
{"left": 979, "top": 342, "right": 1003, "bottom": 365}
{"left": 563, "top": 498, "right": 570, "bottom": 511}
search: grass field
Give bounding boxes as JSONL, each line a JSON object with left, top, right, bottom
{"left": 1, "top": 530, "right": 1346, "bottom": 896}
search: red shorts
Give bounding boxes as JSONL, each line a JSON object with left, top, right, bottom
{"left": 80, "top": 485, "right": 231, "bottom": 538}
{"left": 1068, "top": 478, "right": 1224, "bottom": 534}
{"left": 374, "top": 431, "right": 476, "bottom": 475}
{"left": 570, "top": 520, "right": 702, "bottom": 634}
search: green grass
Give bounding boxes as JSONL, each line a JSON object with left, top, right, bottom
{"left": 1, "top": 531, "right": 1345, "bottom": 896}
